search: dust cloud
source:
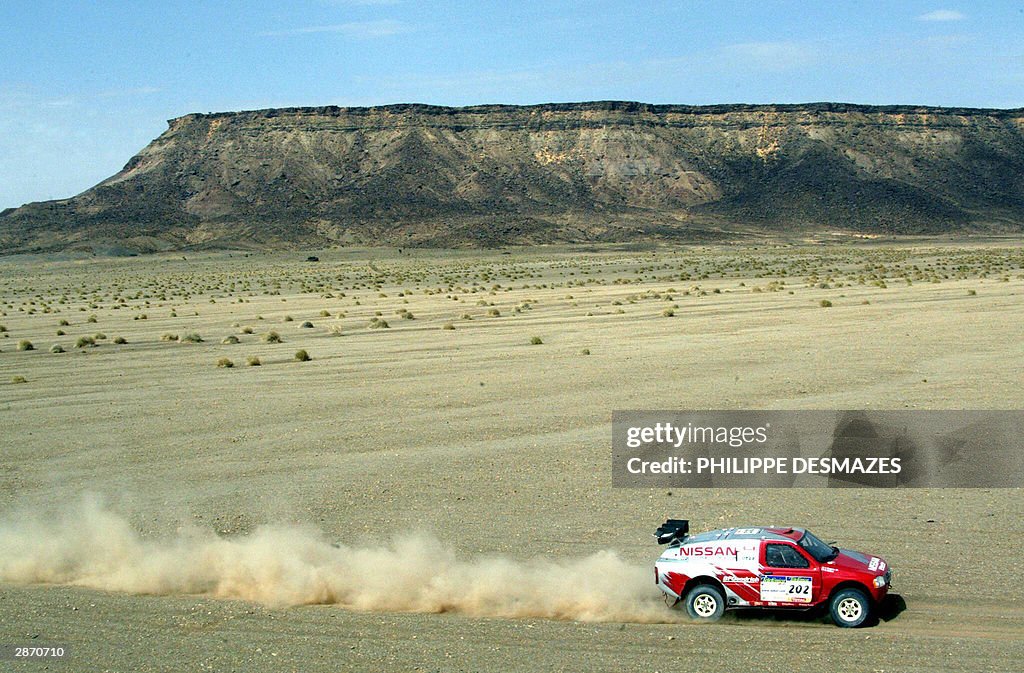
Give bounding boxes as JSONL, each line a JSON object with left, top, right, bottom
{"left": 0, "top": 497, "right": 681, "bottom": 623}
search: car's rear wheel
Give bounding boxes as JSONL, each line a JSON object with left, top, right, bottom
{"left": 829, "top": 587, "right": 870, "bottom": 628}
{"left": 684, "top": 584, "right": 725, "bottom": 621}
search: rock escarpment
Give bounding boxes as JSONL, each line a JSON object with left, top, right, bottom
{"left": 4, "top": 102, "right": 1024, "bottom": 252}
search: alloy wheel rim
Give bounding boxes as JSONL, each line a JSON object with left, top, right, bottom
{"left": 838, "top": 597, "right": 863, "bottom": 621}
{"left": 693, "top": 594, "right": 717, "bottom": 617}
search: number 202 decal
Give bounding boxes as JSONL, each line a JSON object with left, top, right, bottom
{"left": 788, "top": 584, "right": 810, "bottom": 594}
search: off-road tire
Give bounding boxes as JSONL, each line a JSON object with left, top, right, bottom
{"left": 684, "top": 584, "right": 726, "bottom": 621}
{"left": 829, "top": 587, "right": 870, "bottom": 628}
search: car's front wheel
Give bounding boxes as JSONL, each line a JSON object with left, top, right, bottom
{"left": 684, "top": 584, "right": 725, "bottom": 621}
{"left": 829, "top": 587, "right": 870, "bottom": 627}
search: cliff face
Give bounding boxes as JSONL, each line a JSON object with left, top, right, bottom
{"left": 4, "top": 102, "right": 1024, "bottom": 252}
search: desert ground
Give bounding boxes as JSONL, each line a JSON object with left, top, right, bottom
{"left": 1, "top": 239, "right": 1023, "bottom": 672}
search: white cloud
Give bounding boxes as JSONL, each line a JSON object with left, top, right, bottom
{"left": 918, "top": 9, "right": 966, "bottom": 22}
{"left": 259, "top": 20, "right": 411, "bottom": 38}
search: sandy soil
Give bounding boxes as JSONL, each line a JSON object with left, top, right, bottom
{"left": 1, "top": 242, "right": 1022, "bottom": 672}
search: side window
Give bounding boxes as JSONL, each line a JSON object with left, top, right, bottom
{"left": 765, "top": 543, "right": 810, "bottom": 569}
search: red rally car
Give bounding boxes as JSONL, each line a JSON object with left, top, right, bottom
{"left": 654, "top": 519, "right": 892, "bottom": 627}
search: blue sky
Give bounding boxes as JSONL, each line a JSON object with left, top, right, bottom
{"left": 2, "top": 1, "right": 1022, "bottom": 209}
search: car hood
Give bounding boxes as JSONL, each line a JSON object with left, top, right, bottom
{"left": 825, "top": 548, "right": 887, "bottom": 575}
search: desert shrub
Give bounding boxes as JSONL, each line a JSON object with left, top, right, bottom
{"left": 246, "top": 356, "right": 261, "bottom": 367}
{"left": 487, "top": 308, "right": 501, "bottom": 317}
{"left": 94, "top": 333, "right": 107, "bottom": 340}
{"left": 11, "top": 376, "right": 27, "bottom": 384}
{"left": 442, "top": 322, "right": 455, "bottom": 330}
{"left": 76, "top": 336, "right": 96, "bottom": 348}
{"left": 581, "top": 348, "right": 591, "bottom": 355}
{"left": 217, "top": 357, "right": 234, "bottom": 368}
{"left": 221, "top": 335, "right": 240, "bottom": 344}
{"left": 967, "top": 289, "right": 977, "bottom": 296}
{"left": 179, "top": 333, "right": 203, "bottom": 343}
{"left": 50, "top": 344, "right": 65, "bottom": 353}
{"left": 368, "top": 318, "right": 389, "bottom": 329}
{"left": 300, "top": 321, "right": 314, "bottom": 328}
{"left": 0, "top": 325, "right": 7, "bottom": 333}
{"left": 17, "top": 340, "right": 34, "bottom": 351}
{"left": 113, "top": 336, "right": 127, "bottom": 344}
{"left": 461, "top": 313, "right": 472, "bottom": 320}
{"left": 294, "top": 349, "right": 311, "bottom": 362}
{"left": 87, "top": 315, "right": 98, "bottom": 323}
{"left": 819, "top": 300, "right": 833, "bottom": 308}
{"left": 241, "top": 326, "right": 254, "bottom": 334}
{"left": 56, "top": 329, "right": 66, "bottom": 336}
{"left": 161, "top": 333, "right": 179, "bottom": 342}
{"left": 662, "top": 308, "right": 675, "bottom": 317}
{"left": 529, "top": 336, "right": 543, "bottom": 345}
{"left": 263, "top": 331, "right": 283, "bottom": 343}
{"left": 319, "top": 310, "right": 331, "bottom": 317}
{"left": 402, "top": 312, "right": 415, "bottom": 320}
{"left": 59, "top": 319, "right": 70, "bottom": 326}
{"left": 283, "top": 315, "right": 294, "bottom": 322}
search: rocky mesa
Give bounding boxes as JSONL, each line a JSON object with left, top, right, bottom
{"left": 3, "top": 101, "right": 1024, "bottom": 252}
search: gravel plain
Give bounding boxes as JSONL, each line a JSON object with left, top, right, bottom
{"left": 1, "top": 241, "right": 1022, "bottom": 672}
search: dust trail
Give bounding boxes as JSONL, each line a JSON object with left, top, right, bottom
{"left": 0, "top": 497, "right": 682, "bottom": 623}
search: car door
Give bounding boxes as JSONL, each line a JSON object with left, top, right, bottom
{"left": 759, "top": 542, "right": 821, "bottom": 606}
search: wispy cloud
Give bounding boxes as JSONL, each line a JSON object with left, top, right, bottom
{"left": 41, "top": 98, "right": 75, "bottom": 108}
{"left": 722, "top": 41, "right": 817, "bottom": 72}
{"left": 361, "top": 41, "right": 823, "bottom": 105}
{"left": 913, "top": 34, "right": 972, "bottom": 49}
{"left": 360, "top": 68, "right": 546, "bottom": 92}
{"left": 0, "top": 85, "right": 163, "bottom": 112}
{"left": 918, "top": 9, "right": 966, "bottom": 22}
{"left": 259, "top": 19, "right": 412, "bottom": 38}
{"left": 96, "top": 86, "right": 163, "bottom": 99}
{"left": 321, "top": 0, "right": 400, "bottom": 5}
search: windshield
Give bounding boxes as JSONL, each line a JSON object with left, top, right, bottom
{"left": 798, "top": 530, "right": 838, "bottom": 562}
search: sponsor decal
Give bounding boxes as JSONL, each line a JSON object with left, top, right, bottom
{"left": 760, "top": 575, "right": 813, "bottom": 603}
{"left": 722, "top": 575, "right": 758, "bottom": 584}
{"left": 679, "top": 545, "right": 738, "bottom": 559}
